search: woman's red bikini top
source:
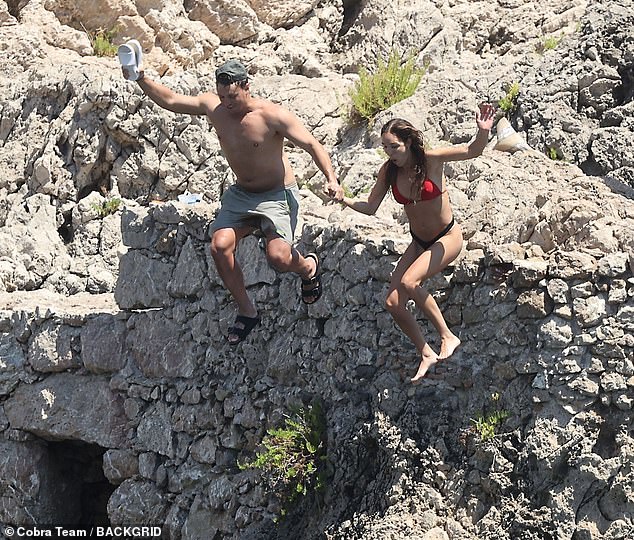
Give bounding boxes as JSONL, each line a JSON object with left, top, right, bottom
{"left": 384, "top": 160, "right": 444, "bottom": 205}
{"left": 391, "top": 177, "right": 443, "bottom": 205}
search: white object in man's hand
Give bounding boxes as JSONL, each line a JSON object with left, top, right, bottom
{"left": 117, "top": 39, "right": 143, "bottom": 81}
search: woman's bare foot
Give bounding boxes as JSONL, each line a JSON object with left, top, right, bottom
{"left": 411, "top": 345, "right": 439, "bottom": 383}
{"left": 439, "top": 331, "right": 461, "bottom": 360}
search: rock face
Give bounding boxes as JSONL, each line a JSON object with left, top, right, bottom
{"left": 1, "top": 0, "right": 634, "bottom": 539}
{"left": 1, "top": 187, "right": 633, "bottom": 537}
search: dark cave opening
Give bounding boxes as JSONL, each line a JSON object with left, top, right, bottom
{"left": 47, "top": 440, "right": 116, "bottom": 526}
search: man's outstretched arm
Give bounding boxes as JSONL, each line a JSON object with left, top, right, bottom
{"left": 123, "top": 68, "right": 219, "bottom": 116}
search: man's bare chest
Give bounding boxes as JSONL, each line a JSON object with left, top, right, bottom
{"left": 215, "top": 115, "right": 277, "bottom": 151}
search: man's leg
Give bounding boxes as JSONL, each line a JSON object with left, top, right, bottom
{"left": 264, "top": 236, "right": 322, "bottom": 302}
{"left": 210, "top": 226, "right": 258, "bottom": 318}
{"left": 264, "top": 236, "right": 315, "bottom": 279}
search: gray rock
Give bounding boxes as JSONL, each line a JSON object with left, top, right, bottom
{"left": 103, "top": 449, "right": 139, "bottom": 485}
{"left": 4, "top": 373, "right": 126, "bottom": 447}
{"left": 115, "top": 251, "right": 174, "bottom": 309}
{"left": 81, "top": 314, "right": 127, "bottom": 373}
{"left": 127, "top": 311, "right": 199, "bottom": 378}
{"left": 0, "top": 333, "right": 25, "bottom": 395}
{"left": 107, "top": 478, "right": 168, "bottom": 525}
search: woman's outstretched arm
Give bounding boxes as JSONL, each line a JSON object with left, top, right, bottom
{"left": 427, "top": 103, "right": 495, "bottom": 162}
{"left": 335, "top": 163, "right": 390, "bottom": 215}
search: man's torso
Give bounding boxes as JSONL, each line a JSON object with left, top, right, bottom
{"left": 209, "top": 99, "right": 295, "bottom": 192}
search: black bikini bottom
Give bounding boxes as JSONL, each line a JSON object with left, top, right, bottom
{"left": 410, "top": 217, "right": 455, "bottom": 251}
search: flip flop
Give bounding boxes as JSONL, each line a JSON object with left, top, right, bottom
{"left": 228, "top": 314, "right": 260, "bottom": 345}
{"left": 117, "top": 39, "right": 143, "bottom": 81}
{"left": 301, "top": 253, "right": 322, "bottom": 304}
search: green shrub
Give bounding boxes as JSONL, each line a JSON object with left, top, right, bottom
{"left": 537, "top": 33, "right": 563, "bottom": 53}
{"left": 349, "top": 50, "right": 427, "bottom": 122}
{"left": 342, "top": 185, "right": 355, "bottom": 198}
{"left": 470, "top": 409, "right": 510, "bottom": 442}
{"left": 91, "top": 197, "right": 121, "bottom": 217}
{"left": 462, "top": 392, "right": 510, "bottom": 444}
{"left": 87, "top": 27, "right": 119, "bottom": 57}
{"left": 547, "top": 147, "right": 559, "bottom": 160}
{"left": 543, "top": 35, "right": 560, "bottom": 50}
{"left": 239, "top": 403, "right": 327, "bottom": 516}
{"left": 498, "top": 81, "right": 520, "bottom": 115}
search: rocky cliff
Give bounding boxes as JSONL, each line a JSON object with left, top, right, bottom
{"left": 1, "top": 0, "right": 633, "bottom": 539}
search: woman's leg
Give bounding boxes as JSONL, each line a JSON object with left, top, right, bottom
{"left": 385, "top": 243, "right": 440, "bottom": 381}
{"left": 401, "top": 225, "right": 463, "bottom": 371}
{"left": 409, "top": 287, "right": 461, "bottom": 359}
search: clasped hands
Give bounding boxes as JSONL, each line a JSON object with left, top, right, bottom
{"left": 323, "top": 181, "right": 344, "bottom": 202}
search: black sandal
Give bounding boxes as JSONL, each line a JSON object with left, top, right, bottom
{"left": 228, "top": 315, "right": 260, "bottom": 345}
{"left": 301, "top": 253, "right": 322, "bottom": 304}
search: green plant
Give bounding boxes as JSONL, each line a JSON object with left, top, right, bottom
{"left": 470, "top": 409, "right": 510, "bottom": 441}
{"left": 349, "top": 50, "right": 427, "bottom": 122}
{"left": 464, "top": 392, "right": 510, "bottom": 443}
{"left": 342, "top": 185, "right": 355, "bottom": 198}
{"left": 239, "top": 404, "right": 327, "bottom": 516}
{"left": 537, "top": 33, "right": 564, "bottom": 53}
{"left": 497, "top": 81, "right": 520, "bottom": 115}
{"left": 91, "top": 197, "right": 121, "bottom": 217}
{"left": 547, "top": 147, "right": 560, "bottom": 160}
{"left": 543, "top": 35, "right": 560, "bottom": 51}
{"left": 87, "top": 26, "right": 119, "bottom": 57}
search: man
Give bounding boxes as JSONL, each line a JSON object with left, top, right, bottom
{"left": 123, "top": 59, "right": 341, "bottom": 344}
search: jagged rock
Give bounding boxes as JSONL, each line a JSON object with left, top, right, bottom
{"left": 186, "top": 0, "right": 259, "bottom": 44}
{"left": 102, "top": 448, "right": 139, "bottom": 484}
{"left": 0, "top": 439, "right": 85, "bottom": 525}
{"left": 81, "top": 314, "right": 127, "bottom": 373}
{"left": 4, "top": 372, "right": 127, "bottom": 447}
{"left": 107, "top": 478, "right": 169, "bottom": 524}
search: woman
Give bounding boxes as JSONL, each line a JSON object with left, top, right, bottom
{"left": 335, "top": 104, "right": 495, "bottom": 382}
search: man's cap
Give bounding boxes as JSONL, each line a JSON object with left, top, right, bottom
{"left": 215, "top": 59, "right": 248, "bottom": 85}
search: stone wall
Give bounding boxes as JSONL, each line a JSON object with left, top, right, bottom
{"left": 1, "top": 192, "right": 633, "bottom": 539}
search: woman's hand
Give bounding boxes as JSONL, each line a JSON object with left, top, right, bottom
{"left": 476, "top": 102, "right": 496, "bottom": 131}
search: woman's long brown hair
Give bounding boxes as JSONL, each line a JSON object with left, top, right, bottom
{"left": 381, "top": 118, "right": 427, "bottom": 201}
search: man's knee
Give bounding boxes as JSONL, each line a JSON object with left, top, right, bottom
{"left": 210, "top": 232, "right": 235, "bottom": 260}
{"left": 266, "top": 244, "right": 292, "bottom": 271}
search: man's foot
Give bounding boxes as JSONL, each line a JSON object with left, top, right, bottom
{"left": 301, "top": 253, "right": 322, "bottom": 304}
{"left": 411, "top": 346, "right": 439, "bottom": 384}
{"left": 228, "top": 314, "right": 260, "bottom": 345}
{"left": 439, "top": 332, "right": 461, "bottom": 360}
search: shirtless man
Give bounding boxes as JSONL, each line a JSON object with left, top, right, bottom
{"left": 123, "top": 59, "right": 341, "bottom": 344}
